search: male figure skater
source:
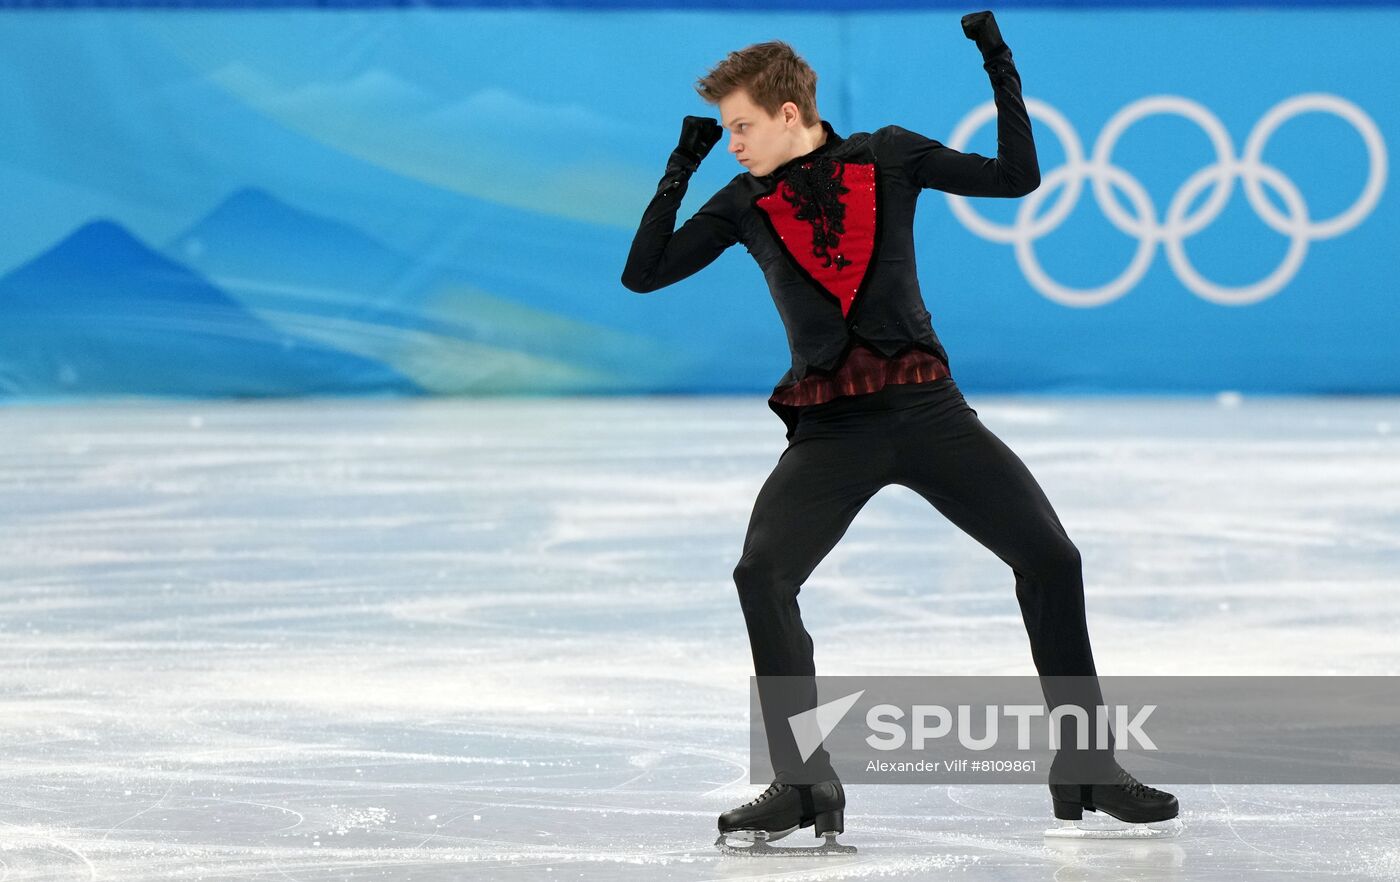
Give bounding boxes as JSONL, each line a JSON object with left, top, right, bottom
{"left": 621, "top": 11, "right": 1179, "bottom": 848}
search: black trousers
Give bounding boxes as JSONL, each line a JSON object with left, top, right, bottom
{"left": 734, "top": 378, "right": 1115, "bottom": 784}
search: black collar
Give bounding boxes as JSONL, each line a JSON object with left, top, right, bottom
{"left": 762, "top": 119, "right": 844, "bottom": 181}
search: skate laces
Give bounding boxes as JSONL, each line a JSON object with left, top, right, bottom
{"left": 1115, "top": 767, "right": 1166, "bottom": 798}
{"left": 742, "top": 781, "right": 784, "bottom": 808}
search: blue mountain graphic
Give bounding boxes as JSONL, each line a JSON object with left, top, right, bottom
{"left": 165, "top": 186, "right": 733, "bottom": 361}
{"left": 0, "top": 220, "right": 420, "bottom": 397}
{"left": 163, "top": 186, "right": 701, "bottom": 392}
{"left": 168, "top": 186, "right": 432, "bottom": 328}
{"left": 166, "top": 185, "right": 635, "bottom": 335}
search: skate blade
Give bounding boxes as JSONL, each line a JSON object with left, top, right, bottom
{"left": 1043, "top": 817, "right": 1183, "bottom": 840}
{"left": 715, "top": 832, "right": 857, "bottom": 857}
{"left": 719, "top": 823, "right": 799, "bottom": 844}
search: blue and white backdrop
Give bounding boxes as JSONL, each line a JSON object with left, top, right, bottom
{"left": 0, "top": 1, "right": 1392, "bottom": 397}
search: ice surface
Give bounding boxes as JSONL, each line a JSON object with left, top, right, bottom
{"left": 0, "top": 393, "right": 1397, "bottom": 880}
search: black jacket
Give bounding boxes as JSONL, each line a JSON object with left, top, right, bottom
{"left": 621, "top": 49, "right": 1039, "bottom": 403}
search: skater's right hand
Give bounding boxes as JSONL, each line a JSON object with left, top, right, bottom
{"left": 673, "top": 115, "right": 723, "bottom": 172}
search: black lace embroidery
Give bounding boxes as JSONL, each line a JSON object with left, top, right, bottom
{"left": 782, "top": 156, "right": 852, "bottom": 271}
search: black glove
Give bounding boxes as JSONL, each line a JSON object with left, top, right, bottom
{"left": 672, "top": 115, "right": 723, "bottom": 172}
{"left": 654, "top": 115, "right": 723, "bottom": 198}
{"left": 961, "top": 10, "right": 1009, "bottom": 60}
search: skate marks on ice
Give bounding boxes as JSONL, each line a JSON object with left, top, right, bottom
{"left": 0, "top": 397, "right": 1398, "bottom": 878}
{"left": 0, "top": 682, "right": 763, "bottom": 879}
{"left": 935, "top": 781, "right": 1400, "bottom": 881}
{"left": 699, "top": 779, "right": 1400, "bottom": 879}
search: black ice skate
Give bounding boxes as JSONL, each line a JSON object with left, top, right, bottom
{"left": 1045, "top": 762, "right": 1183, "bottom": 839}
{"left": 714, "top": 778, "right": 856, "bottom": 856}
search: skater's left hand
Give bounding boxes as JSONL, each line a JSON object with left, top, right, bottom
{"left": 961, "top": 10, "right": 1009, "bottom": 59}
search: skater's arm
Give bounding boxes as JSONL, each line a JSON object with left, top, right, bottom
{"left": 621, "top": 116, "right": 740, "bottom": 294}
{"left": 887, "top": 11, "right": 1040, "bottom": 198}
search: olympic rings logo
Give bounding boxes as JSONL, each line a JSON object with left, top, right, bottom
{"left": 944, "top": 94, "right": 1388, "bottom": 306}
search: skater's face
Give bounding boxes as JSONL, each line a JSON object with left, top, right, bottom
{"left": 719, "top": 89, "right": 810, "bottom": 177}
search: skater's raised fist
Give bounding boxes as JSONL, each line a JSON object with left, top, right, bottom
{"left": 961, "top": 10, "right": 1009, "bottom": 59}
{"left": 675, "top": 115, "right": 723, "bottom": 167}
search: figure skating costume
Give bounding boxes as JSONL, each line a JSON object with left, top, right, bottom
{"left": 623, "top": 11, "right": 1179, "bottom": 852}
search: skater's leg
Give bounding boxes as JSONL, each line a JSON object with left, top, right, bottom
{"left": 885, "top": 380, "right": 1114, "bottom": 774}
{"left": 734, "top": 401, "right": 895, "bottom": 785}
